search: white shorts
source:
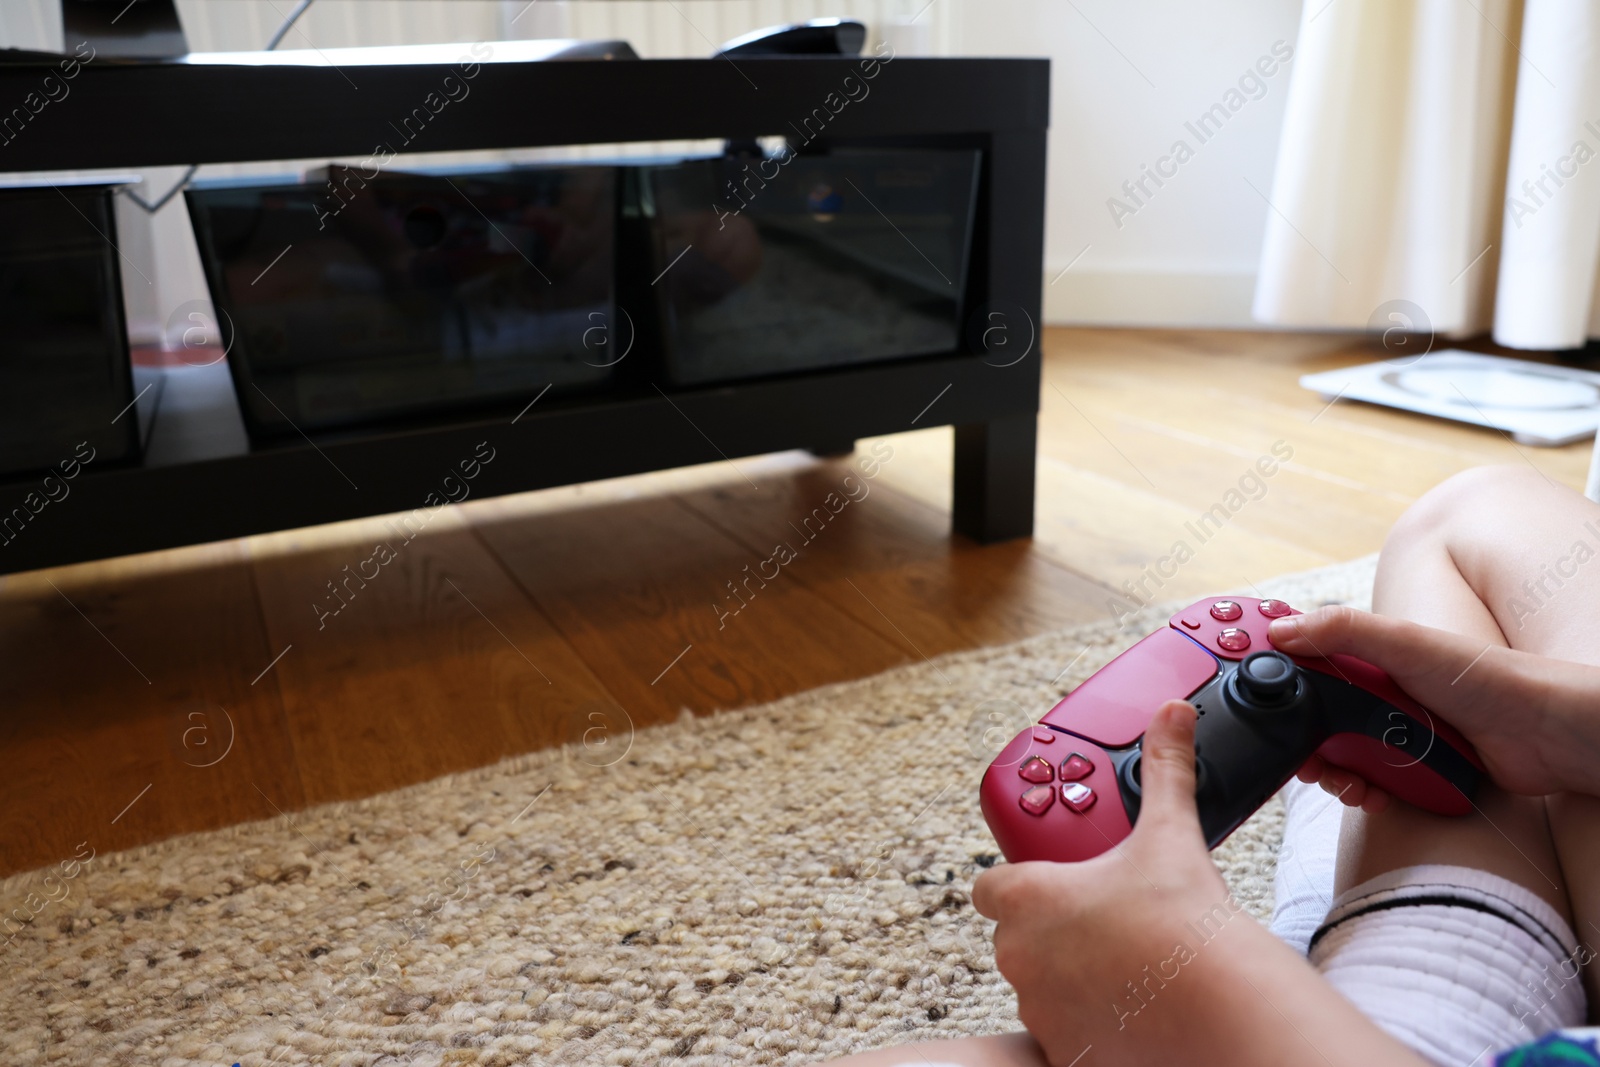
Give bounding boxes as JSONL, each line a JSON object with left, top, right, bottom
{"left": 1271, "top": 782, "right": 1588, "bottom": 1066}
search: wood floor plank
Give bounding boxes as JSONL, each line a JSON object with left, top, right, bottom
{"left": 858, "top": 425, "right": 1334, "bottom": 602}
{"left": 246, "top": 508, "right": 613, "bottom": 806}
{"left": 1031, "top": 330, "right": 1591, "bottom": 572}
{"left": 1057, "top": 327, "right": 1359, "bottom": 365}
{"left": 466, "top": 483, "right": 914, "bottom": 723}
{"left": 1067, "top": 359, "right": 1580, "bottom": 482}
{"left": 12, "top": 324, "right": 1596, "bottom": 877}
{"left": 1037, "top": 384, "right": 1409, "bottom": 557}
{"left": 672, "top": 455, "right": 1116, "bottom": 653}
{"left": 1030, "top": 458, "right": 1337, "bottom": 603}
{"left": 1046, "top": 331, "right": 1590, "bottom": 488}
{"left": 0, "top": 542, "right": 303, "bottom": 876}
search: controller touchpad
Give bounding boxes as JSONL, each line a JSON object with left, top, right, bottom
{"left": 1039, "top": 628, "right": 1220, "bottom": 747}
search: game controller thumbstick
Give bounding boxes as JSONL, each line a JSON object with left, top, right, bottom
{"left": 1233, "top": 651, "right": 1299, "bottom": 706}
{"left": 980, "top": 596, "right": 1485, "bottom": 864}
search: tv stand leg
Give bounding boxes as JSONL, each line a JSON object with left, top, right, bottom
{"left": 953, "top": 414, "right": 1036, "bottom": 543}
{"left": 805, "top": 440, "right": 856, "bottom": 459}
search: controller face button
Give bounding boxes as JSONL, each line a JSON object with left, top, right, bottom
{"left": 1060, "top": 753, "right": 1095, "bottom": 781}
{"left": 1061, "top": 782, "right": 1096, "bottom": 812}
{"left": 1258, "top": 599, "right": 1292, "bottom": 618}
{"left": 1210, "top": 600, "right": 1244, "bottom": 621}
{"left": 1018, "top": 784, "right": 1056, "bottom": 815}
{"left": 1032, "top": 729, "right": 1056, "bottom": 745}
{"left": 1217, "top": 627, "right": 1251, "bottom": 651}
{"left": 1018, "top": 756, "right": 1054, "bottom": 784}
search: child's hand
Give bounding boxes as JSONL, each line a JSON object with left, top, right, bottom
{"left": 973, "top": 698, "right": 1435, "bottom": 1067}
{"left": 972, "top": 701, "right": 1240, "bottom": 1063}
{"left": 1270, "top": 606, "right": 1594, "bottom": 801}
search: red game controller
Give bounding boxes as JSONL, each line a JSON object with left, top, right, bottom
{"left": 981, "top": 597, "right": 1484, "bottom": 863}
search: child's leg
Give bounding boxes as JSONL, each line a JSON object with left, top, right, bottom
{"left": 1370, "top": 464, "right": 1600, "bottom": 661}
{"left": 827, "top": 466, "right": 1600, "bottom": 1066}
{"left": 1333, "top": 465, "right": 1600, "bottom": 1022}
{"left": 821, "top": 1033, "right": 1046, "bottom": 1067}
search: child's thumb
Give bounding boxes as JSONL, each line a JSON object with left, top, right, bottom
{"left": 1134, "top": 700, "right": 1202, "bottom": 834}
{"left": 1268, "top": 605, "right": 1390, "bottom": 663}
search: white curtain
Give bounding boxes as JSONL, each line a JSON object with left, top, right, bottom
{"left": 1253, "top": 0, "right": 1600, "bottom": 350}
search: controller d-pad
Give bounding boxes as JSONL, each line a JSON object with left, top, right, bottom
{"left": 1018, "top": 784, "right": 1055, "bottom": 816}
{"left": 1018, "top": 756, "right": 1054, "bottom": 783}
{"left": 1061, "top": 782, "right": 1096, "bottom": 812}
{"left": 1060, "top": 753, "right": 1094, "bottom": 781}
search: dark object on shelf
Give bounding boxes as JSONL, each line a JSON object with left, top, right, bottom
{"left": 529, "top": 40, "right": 639, "bottom": 62}
{"left": 63, "top": 0, "right": 187, "bottom": 59}
{"left": 645, "top": 148, "right": 979, "bottom": 387}
{"left": 0, "top": 181, "right": 139, "bottom": 478}
{"left": 0, "top": 56, "right": 1047, "bottom": 573}
{"left": 186, "top": 164, "right": 618, "bottom": 441}
{"left": 717, "top": 18, "right": 867, "bottom": 57}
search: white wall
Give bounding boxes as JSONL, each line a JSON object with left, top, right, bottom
{"left": 939, "top": 0, "right": 1304, "bottom": 325}
{"left": 556, "top": 0, "right": 1308, "bottom": 326}
{"left": 0, "top": 0, "right": 1302, "bottom": 333}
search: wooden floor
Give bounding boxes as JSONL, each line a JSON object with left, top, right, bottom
{"left": 1, "top": 327, "right": 1590, "bottom": 877}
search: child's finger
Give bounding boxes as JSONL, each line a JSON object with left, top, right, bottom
{"left": 971, "top": 863, "right": 1028, "bottom": 920}
{"left": 1296, "top": 753, "right": 1328, "bottom": 785}
{"left": 1269, "top": 606, "right": 1470, "bottom": 682}
{"left": 1133, "top": 700, "right": 1203, "bottom": 834}
{"left": 1268, "top": 606, "right": 1390, "bottom": 660}
{"left": 1318, "top": 767, "right": 1367, "bottom": 808}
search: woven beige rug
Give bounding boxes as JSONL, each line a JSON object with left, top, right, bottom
{"left": 1, "top": 557, "right": 1378, "bottom": 1066}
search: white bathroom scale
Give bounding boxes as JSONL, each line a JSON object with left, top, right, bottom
{"left": 1301, "top": 350, "right": 1600, "bottom": 447}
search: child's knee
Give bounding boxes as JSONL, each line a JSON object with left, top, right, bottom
{"left": 1434, "top": 464, "right": 1554, "bottom": 503}
{"left": 1386, "top": 465, "right": 1551, "bottom": 555}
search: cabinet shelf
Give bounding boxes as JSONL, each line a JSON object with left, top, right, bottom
{"left": 0, "top": 54, "right": 1048, "bottom": 572}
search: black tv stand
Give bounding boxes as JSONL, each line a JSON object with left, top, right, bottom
{"left": 0, "top": 53, "right": 1047, "bottom": 573}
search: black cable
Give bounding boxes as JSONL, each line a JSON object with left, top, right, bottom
{"left": 122, "top": 0, "right": 318, "bottom": 213}
{"left": 122, "top": 166, "right": 195, "bottom": 213}
{"left": 264, "top": 0, "right": 316, "bottom": 52}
